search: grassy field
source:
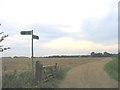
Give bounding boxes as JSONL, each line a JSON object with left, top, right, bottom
{"left": 104, "top": 57, "right": 119, "bottom": 81}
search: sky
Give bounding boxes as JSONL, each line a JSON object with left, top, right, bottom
{"left": 0, "top": 0, "right": 119, "bottom": 57}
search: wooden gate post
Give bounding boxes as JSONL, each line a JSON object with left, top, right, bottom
{"left": 36, "top": 61, "right": 40, "bottom": 82}
{"left": 55, "top": 63, "right": 57, "bottom": 71}
{"left": 39, "top": 63, "right": 43, "bottom": 82}
{"left": 36, "top": 61, "right": 43, "bottom": 82}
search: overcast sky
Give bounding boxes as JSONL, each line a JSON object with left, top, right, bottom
{"left": 0, "top": 0, "right": 119, "bottom": 57}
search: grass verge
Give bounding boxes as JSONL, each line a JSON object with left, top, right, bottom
{"left": 2, "top": 67, "right": 71, "bottom": 88}
{"left": 104, "top": 57, "right": 119, "bottom": 81}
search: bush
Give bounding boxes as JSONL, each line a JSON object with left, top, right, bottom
{"left": 2, "top": 67, "right": 70, "bottom": 88}
{"left": 2, "top": 71, "right": 36, "bottom": 88}
{"left": 56, "top": 67, "right": 65, "bottom": 80}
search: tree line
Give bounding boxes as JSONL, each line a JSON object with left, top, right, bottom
{"left": 3, "top": 52, "right": 118, "bottom": 58}
{"left": 90, "top": 52, "right": 116, "bottom": 57}
{"left": 45, "top": 52, "right": 117, "bottom": 58}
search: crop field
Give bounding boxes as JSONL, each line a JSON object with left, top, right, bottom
{"left": 2, "top": 57, "right": 111, "bottom": 75}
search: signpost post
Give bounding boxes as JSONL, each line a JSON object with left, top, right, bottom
{"left": 20, "top": 30, "right": 39, "bottom": 77}
{"left": 31, "top": 30, "right": 34, "bottom": 77}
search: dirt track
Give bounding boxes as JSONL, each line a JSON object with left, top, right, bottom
{"left": 59, "top": 58, "right": 118, "bottom": 88}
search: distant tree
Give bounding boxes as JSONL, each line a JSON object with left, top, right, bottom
{"left": 91, "top": 52, "right": 103, "bottom": 57}
{"left": 96, "top": 53, "right": 103, "bottom": 57}
{"left": 0, "top": 24, "right": 10, "bottom": 52}
{"left": 91, "top": 52, "right": 95, "bottom": 56}
{"left": 104, "top": 52, "right": 108, "bottom": 56}
{"left": 103, "top": 52, "right": 112, "bottom": 57}
{"left": 14, "top": 56, "right": 18, "bottom": 58}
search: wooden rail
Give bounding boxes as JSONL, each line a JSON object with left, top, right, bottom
{"left": 35, "top": 61, "right": 57, "bottom": 83}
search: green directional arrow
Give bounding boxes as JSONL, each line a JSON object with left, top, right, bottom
{"left": 33, "top": 35, "right": 39, "bottom": 39}
{"left": 20, "top": 31, "right": 32, "bottom": 35}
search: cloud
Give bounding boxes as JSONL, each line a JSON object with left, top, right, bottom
{"left": 1, "top": 34, "right": 31, "bottom": 47}
{"left": 1, "top": 34, "right": 35, "bottom": 57}
{"left": 43, "top": 37, "right": 118, "bottom": 52}
{"left": 0, "top": 20, "right": 20, "bottom": 35}
{"left": 20, "top": 23, "right": 70, "bottom": 42}
{"left": 0, "top": 0, "right": 113, "bottom": 26}
{"left": 0, "top": 0, "right": 118, "bottom": 57}
{"left": 81, "top": 10, "right": 118, "bottom": 45}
